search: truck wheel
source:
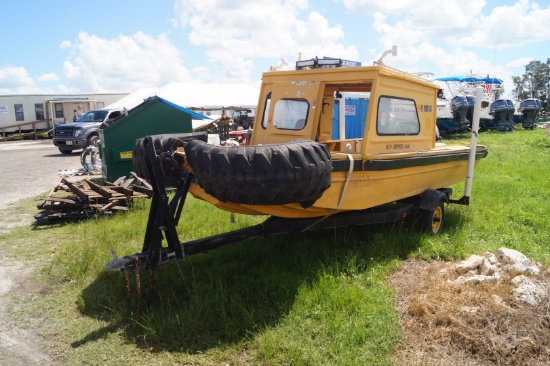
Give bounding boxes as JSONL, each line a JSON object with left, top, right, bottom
{"left": 87, "top": 135, "right": 99, "bottom": 147}
{"left": 417, "top": 200, "right": 445, "bottom": 235}
{"left": 58, "top": 147, "right": 73, "bottom": 154}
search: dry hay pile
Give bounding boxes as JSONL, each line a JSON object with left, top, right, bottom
{"left": 389, "top": 253, "right": 550, "bottom": 366}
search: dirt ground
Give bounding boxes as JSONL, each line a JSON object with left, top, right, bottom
{"left": 0, "top": 140, "right": 82, "bottom": 365}
{"left": 389, "top": 259, "right": 550, "bottom": 366}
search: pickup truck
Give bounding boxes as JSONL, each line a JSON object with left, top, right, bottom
{"left": 52, "top": 108, "right": 124, "bottom": 154}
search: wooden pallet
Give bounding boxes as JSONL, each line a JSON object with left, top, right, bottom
{"left": 35, "top": 173, "right": 153, "bottom": 224}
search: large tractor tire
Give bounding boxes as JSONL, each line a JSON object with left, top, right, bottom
{"left": 132, "top": 132, "right": 208, "bottom": 187}
{"left": 184, "top": 139, "right": 332, "bottom": 208}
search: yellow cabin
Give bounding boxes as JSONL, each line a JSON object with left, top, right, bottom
{"left": 180, "top": 59, "right": 488, "bottom": 220}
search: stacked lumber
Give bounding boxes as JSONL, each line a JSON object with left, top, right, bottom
{"left": 35, "top": 172, "right": 153, "bottom": 224}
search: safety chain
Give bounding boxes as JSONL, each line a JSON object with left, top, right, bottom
{"left": 121, "top": 258, "right": 159, "bottom": 316}
{"left": 135, "top": 263, "right": 142, "bottom": 315}
{"left": 122, "top": 258, "right": 143, "bottom": 314}
{"left": 124, "top": 270, "right": 131, "bottom": 304}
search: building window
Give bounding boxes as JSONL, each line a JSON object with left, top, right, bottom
{"left": 35, "top": 103, "right": 45, "bottom": 120}
{"left": 14, "top": 104, "right": 24, "bottom": 121}
{"left": 273, "top": 99, "right": 308, "bottom": 130}
{"left": 54, "top": 103, "right": 64, "bottom": 118}
{"left": 377, "top": 96, "right": 420, "bottom": 135}
{"left": 97, "top": 102, "right": 105, "bottom": 109}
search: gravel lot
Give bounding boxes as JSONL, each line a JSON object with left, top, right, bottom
{"left": 0, "top": 140, "right": 83, "bottom": 210}
{"left": 0, "top": 139, "right": 82, "bottom": 365}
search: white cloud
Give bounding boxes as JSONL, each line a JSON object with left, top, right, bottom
{"left": 59, "top": 40, "right": 72, "bottom": 49}
{"left": 348, "top": 1, "right": 550, "bottom": 53}
{"left": 37, "top": 73, "right": 59, "bottom": 82}
{"left": 62, "top": 31, "right": 192, "bottom": 92}
{"left": 0, "top": 66, "right": 38, "bottom": 93}
{"left": 174, "top": 0, "right": 358, "bottom": 82}
{"left": 169, "top": 17, "right": 178, "bottom": 28}
{"left": 339, "top": 0, "right": 420, "bottom": 15}
{"left": 343, "top": 0, "right": 550, "bottom": 98}
{"left": 506, "top": 57, "right": 538, "bottom": 69}
{"left": 454, "top": 0, "right": 550, "bottom": 48}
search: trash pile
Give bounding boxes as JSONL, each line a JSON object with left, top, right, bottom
{"left": 35, "top": 172, "right": 152, "bottom": 224}
{"left": 449, "top": 247, "right": 546, "bottom": 306}
{"left": 390, "top": 248, "right": 550, "bottom": 366}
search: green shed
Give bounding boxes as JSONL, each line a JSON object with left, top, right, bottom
{"left": 99, "top": 96, "right": 209, "bottom": 182}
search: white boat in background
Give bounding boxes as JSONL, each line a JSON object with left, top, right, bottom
{"left": 433, "top": 75, "right": 510, "bottom": 132}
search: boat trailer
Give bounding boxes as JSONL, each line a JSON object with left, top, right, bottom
{"left": 106, "top": 133, "right": 461, "bottom": 275}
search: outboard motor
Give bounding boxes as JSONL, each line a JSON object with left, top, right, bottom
{"left": 451, "top": 95, "right": 469, "bottom": 132}
{"left": 491, "top": 99, "right": 513, "bottom": 132}
{"left": 464, "top": 95, "right": 475, "bottom": 132}
{"left": 518, "top": 98, "right": 541, "bottom": 129}
{"left": 505, "top": 100, "right": 515, "bottom": 130}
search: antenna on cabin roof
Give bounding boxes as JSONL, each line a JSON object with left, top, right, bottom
{"left": 269, "top": 57, "right": 290, "bottom": 71}
{"left": 375, "top": 45, "right": 398, "bottom": 66}
{"left": 411, "top": 71, "right": 435, "bottom": 79}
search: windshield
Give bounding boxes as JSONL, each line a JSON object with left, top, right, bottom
{"left": 76, "top": 110, "right": 108, "bottom": 123}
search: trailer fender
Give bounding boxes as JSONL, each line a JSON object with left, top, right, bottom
{"left": 414, "top": 189, "right": 450, "bottom": 235}
{"left": 417, "top": 189, "right": 449, "bottom": 212}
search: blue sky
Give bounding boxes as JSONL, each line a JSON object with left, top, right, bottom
{"left": 1, "top": 0, "right": 549, "bottom": 98}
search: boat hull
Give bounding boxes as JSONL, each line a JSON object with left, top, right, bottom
{"left": 188, "top": 145, "right": 488, "bottom": 218}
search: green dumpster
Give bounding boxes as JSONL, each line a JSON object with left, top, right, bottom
{"left": 99, "top": 96, "right": 209, "bottom": 182}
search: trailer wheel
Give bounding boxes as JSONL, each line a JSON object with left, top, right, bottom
{"left": 418, "top": 200, "right": 445, "bottom": 235}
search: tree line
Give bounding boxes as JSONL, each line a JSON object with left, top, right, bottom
{"left": 512, "top": 58, "right": 549, "bottom": 111}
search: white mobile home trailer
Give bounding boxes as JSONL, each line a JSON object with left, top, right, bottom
{"left": 0, "top": 93, "right": 128, "bottom": 136}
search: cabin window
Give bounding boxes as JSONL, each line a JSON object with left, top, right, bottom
{"left": 54, "top": 103, "right": 64, "bottom": 118}
{"left": 261, "top": 92, "right": 271, "bottom": 129}
{"left": 14, "top": 104, "right": 24, "bottom": 121}
{"left": 273, "top": 99, "right": 308, "bottom": 130}
{"left": 377, "top": 96, "right": 420, "bottom": 135}
{"left": 35, "top": 103, "right": 45, "bottom": 120}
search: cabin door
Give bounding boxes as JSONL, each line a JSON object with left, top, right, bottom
{"left": 263, "top": 81, "right": 319, "bottom": 144}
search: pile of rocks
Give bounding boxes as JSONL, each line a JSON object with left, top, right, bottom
{"left": 448, "top": 247, "right": 547, "bottom": 306}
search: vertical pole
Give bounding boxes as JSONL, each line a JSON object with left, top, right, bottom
{"left": 464, "top": 86, "right": 483, "bottom": 198}
{"left": 339, "top": 93, "right": 346, "bottom": 140}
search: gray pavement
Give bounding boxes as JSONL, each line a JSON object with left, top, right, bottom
{"left": 0, "top": 139, "right": 84, "bottom": 365}
{"left": 0, "top": 140, "right": 82, "bottom": 210}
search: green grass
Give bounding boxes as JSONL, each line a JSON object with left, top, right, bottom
{"left": 1, "top": 127, "right": 549, "bottom": 365}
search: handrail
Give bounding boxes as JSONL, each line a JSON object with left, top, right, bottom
{"left": 0, "top": 119, "right": 51, "bottom": 141}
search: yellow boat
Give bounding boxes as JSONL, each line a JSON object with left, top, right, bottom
{"left": 107, "top": 53, "right": 488, "bottom": 273}
{"left": 176, "top": 57, "right": 488, "bottom": 219}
